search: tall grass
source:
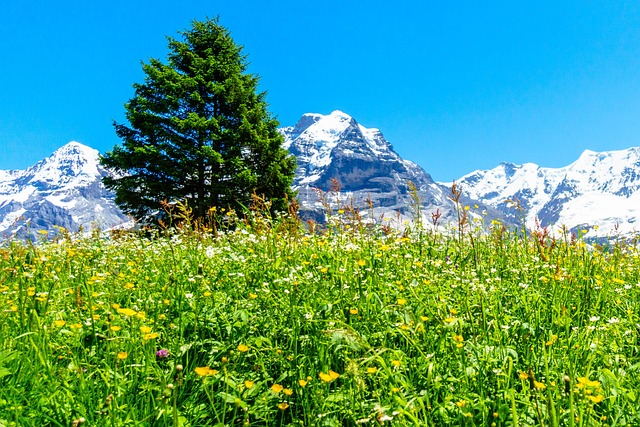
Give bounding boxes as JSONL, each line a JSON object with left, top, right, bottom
{"left": 0, "top": 210, "right": 639, "bottom": 426}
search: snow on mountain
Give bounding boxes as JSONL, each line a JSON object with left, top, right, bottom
{"left": 281, "top": 110, "right": 505, "bottom": 227}
{"left": 0, "top": 141, "right": 130, "bottom": 239}
{"left": 454, "top": 147, "right": 640, "bottom": 237}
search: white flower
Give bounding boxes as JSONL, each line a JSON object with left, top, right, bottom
{"left": 608, "top": 317, "right": 620, "bottom": 324}
{"left": 589, "top": 316, "right": 600, "bottom": 322}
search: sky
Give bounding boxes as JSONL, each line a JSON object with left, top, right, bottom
{"left": 1, "top": 1, "right": 640, "bottom": 182}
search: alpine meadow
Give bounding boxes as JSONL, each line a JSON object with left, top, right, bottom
{"left": 1, "top": 15, "right": 640, "bottom": 427}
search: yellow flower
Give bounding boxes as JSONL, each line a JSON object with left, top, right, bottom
{"left": 456, "top": 400, "right": 466, "bottom": 408}
{"left": 243, "top": 380, "right": 255, "bottom": 389}
{"left": 349, "top": 308, "right": 358, "bottom": 315}
{"left": 366, "top": 367, "right": 378, "bottom": 374}
{"left": 70, "top": 323, "right": 83, "bottom": 330}
{"left": 117, "top": 352, "right": 128, "bottom": 360}
{"left": 519, "top": 371, "right": 529, "bottom": 380}
{"left": 397, "top": 298, "right": 407, "bottom": 305}
{"left": 249, "top": 293, "right": 258, "bottom": 299}
{"left": 277, "top": 402, "right": 289, "bottom": 410}
{"left": 203, "top": 291, "right": 212, "bottom": 297}
{"left": 319, "top": 370, "right": 340, "bottom": 383}
{"left": 54, "top": 320, "right": 66, "bottom": 327}
{"left": 110, "top": 325, "right": 121, "bottom": 332}
{"left": 587, "top": 394, "right": 604, "bottom": 404}
{"left": 533, "top": 381, "right": 546, "bottom": 389}
{"left": 117, "top": 308, "right": 137, "bottom": 317}
{"left": 140, "top": 326, "right": 152, "bottom": 334}
{"left": 444, "top": 317, "right": 456, "bottom": 323}
{"left": 283, "top": 388, "right": 293, "bottom": 396}
{"left": 271, "top": 384, "right": 284, "bottom": 393}
{"left": 143, "top": 332, "right": 159, "bottom": 340}
{"left": 237, "top": 344, "right": 249, "bottom": 352}
{"left": 298, "top": 379, "right": 308, "bottom": 387}
{"left": 391, "top": 360, "right": 401, "bottom": 367}
{"left": 194, "top": 367, "right": 217, "bottom": 376}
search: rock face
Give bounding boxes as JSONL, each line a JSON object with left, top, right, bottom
{"left": 281, "top": 110, "right": 502, "bottom": 227}
{"left": 454, "top": 147, "right": 640, "bottom": 237}
{"left": 0, "top": 141, "right": 130, "bottom": 239}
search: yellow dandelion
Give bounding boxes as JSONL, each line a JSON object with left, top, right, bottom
{"left": 54, "top": 320, "right": 66, "bottom": 327}
{"left": 277, "top": 402, "right": 289, "bottom": 410}
{"left": 519, "top": 371, "right": 529, "bottom": 380}
{"left": 237, "top": 344, "right": 249, "bottom": 352}
{"left": 366, "top": 367, "right": 378, "bottom": 374}
{"left": 140, "top": 326, "right": 152, "bottom": 334}
{"left": 349, "top": 308, "right": 358, "bottom": 315}
{"left": 283, "top": 388, "right": 293, "bottom": 396}
{"left": 298, "top": 379, "right": 308, "bottom": 387}
{"left": 249, "top": 293, "right": 258, "bottom": 299}
{"left": 143, "top": 332, "right": 159, "bottom": 340}
{"left": 456, "top": 400, "right": 466, "bottom": 408}
{"left": 243, "top": 380, "right": 255, "bottom": 389}
{"left": 110, "top": 325, "right": 121, "bottom": 332}
{"left": 271, "top": 383, "right": 283, "bottom": 393}
{"left": 391, "top": 360, "right": 401, "bottom": 367}
{"left": 117, "top": 352, "right": 128, "bottom": 360}
{"left": 397, "top": 298, "right": 407, "bottom": 305}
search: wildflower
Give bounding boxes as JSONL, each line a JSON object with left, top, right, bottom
{"left": 587, "top": 394, "right": 605, "bottom": 404}
{"left": 249, "top": 293, "right": 258, "bottom": 299}
{"left": 156, "top": 349, "right": 169, "bottom": 358}
{"left": 367, "top": 367, "right": 378, "bottom": 374}
{"left": 140, "top": 326, "right": 152, "bottom": 334}
{"left": 357, "top": 260, "right": 366, "bottom": 267}
{"left": 117, "top": 308, "right": 137, "bottom": 317}
{"left": 391, "top": 360, "right": 401, "bottom": 367}
{"left": 54, "top": 320, "right": 66, "bottom": 327}
{"left": 143, "top": 333, "right": 159, "bottom": 340}
{"left": 110, "top": 325, "right": 121, "bottom": 332}
{"left": 533, "top": 381, "right": 546, "bottom": 390}
{"left": 319, "top": 370, "right": 340, "bottom": 383}
{"left": 270, "top": 384, "right": 284, "bottom": 393}
{"left": 349, "top": 308, "right": 358, "bottom": 315}
{"left": 608, "top": 317, "right": 620, "bottom": 324}
{"left": 277, "top": 402, "right": 289, "bottom": 410}
{"left": 244, "top": 380, "right": 255, "bottom": 389}
{"left": 456, "top": 400, "right": 466, "bottom": 408}
{"left": 298, "top": 379, "right": 308, "bottom": 387}
{"left": 237, "top": 344, "right": 249, "bottom": 352}
{"left": 397, "top": 298, "right": 407, "bottom": 305}
{"left": 283, "top": 388, "right": 293, "bottom": 396}
{"left": 117, "top": 352, "right": 128, "bottom": 360}
{"left": 519, "top": 371, "right": 529, "bottom": 380}
{"left": 194, "top": 367, "right": 218, "bottom": 376}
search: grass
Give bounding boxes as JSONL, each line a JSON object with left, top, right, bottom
{"left": 0, "top": 210, "right": 639, "bottom": 426}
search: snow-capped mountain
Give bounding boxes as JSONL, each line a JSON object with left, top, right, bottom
{"left": 0, "top": 141, "right": 129, "bottom": 239}
{"left": 454, "top": 147, "right": 640, "bottom": 237}
{"left": 281, "top": 110, "right": 503, "bottom": 226}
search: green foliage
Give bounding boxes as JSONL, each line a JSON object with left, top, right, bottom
{"left": 1, "top": 218, "right": 640, "bottom": 425}
{"left": 101, "top": 17, "right": 296, "bottom": 222}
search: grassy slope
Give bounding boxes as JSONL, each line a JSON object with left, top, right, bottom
{"left": 0, "top": 216, "right": 639, "bottom": 426}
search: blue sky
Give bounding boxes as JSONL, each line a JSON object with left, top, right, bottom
{"left": 1, "top": 1, "right": 640, "bottom": 182}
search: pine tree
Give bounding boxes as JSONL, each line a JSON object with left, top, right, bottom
{"left": 101, "top": 18, "right": 296, "bottom": 222}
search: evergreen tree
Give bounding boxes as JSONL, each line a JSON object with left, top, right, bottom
{"left": 101, "top": 17, "right": 296, "bottom": 222}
